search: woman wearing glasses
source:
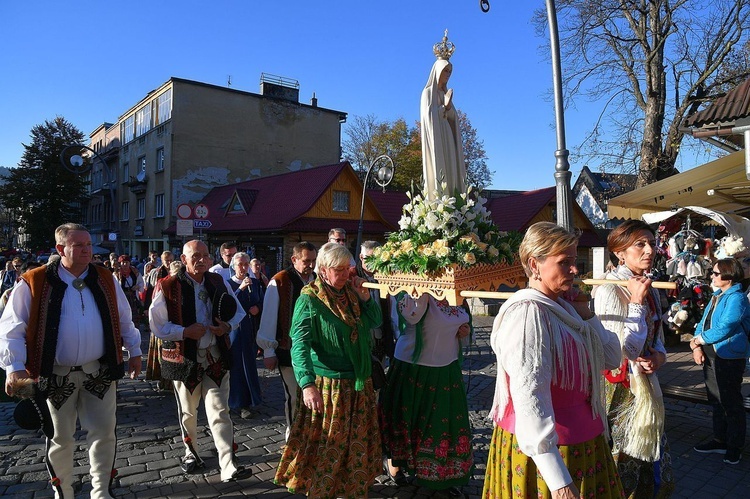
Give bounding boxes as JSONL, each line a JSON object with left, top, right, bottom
{"left": 691, "top": 258, "right": 750, "bottom": 465}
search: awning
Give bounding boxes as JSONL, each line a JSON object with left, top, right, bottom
{"left": 642, "top": 206, "right": 750, "bottom": 242}
{"left": 607, "top": 150, "right": 750, "bottom": 220}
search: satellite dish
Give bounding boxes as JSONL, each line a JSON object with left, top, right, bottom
{"left": 136, "top": 169, "right": 146, "bottom": 182}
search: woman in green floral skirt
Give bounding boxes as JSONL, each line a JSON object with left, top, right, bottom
{"left": 274, "top": 243, "right": 383, "bottom": 498}
{"left": 379, "top": 292, "right": 473, "bottom": 496}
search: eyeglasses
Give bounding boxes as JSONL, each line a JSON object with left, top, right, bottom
{"left": 330, "top": 238, "right": 346, "bottom": 243}
{"left": 711, "top": 271, "right": 722, "bottom": 276}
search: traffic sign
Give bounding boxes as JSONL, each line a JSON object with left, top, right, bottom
{"left": 194, "top": 204, "right": 210, "bottom": 219}
{"left": 193, "top": 219, "right": 212, "bottom": 229}
{"left": 176, "top": 219, "right": 194, "bottom": 236}
{"left": 177, "top": 203, "right": 193, "bottom": 219}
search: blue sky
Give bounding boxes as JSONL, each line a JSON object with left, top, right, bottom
{"left": 0, "top": 1, "right": 715, "bottom": 191}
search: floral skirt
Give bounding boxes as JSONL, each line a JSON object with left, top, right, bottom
{"left": 482, "top": 426, "right": 625, "bottom": 499}
{"left": 274, "top": 375, "right": 381, "bottom": 498}
{"left": 606, "top": 381, "right": 674, "bottom": 498}
{"left": 379, "top": 359, "right": 473, "bottom": 490}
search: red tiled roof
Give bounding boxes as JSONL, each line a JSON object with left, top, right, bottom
{"left": 191, "top": 162, "right": 349, "bottom": 232}
{"left": 486, "top": 186, "right": 604, "bottom": 247}
{"left": 366, "top": 189, "right": 409, "bottom": 230}
{"left": 487, "top": 187, "right": 556, "bottom": 231}
{"left": 683, "top": 78, "right": 750, "bottom": 128}
{"left": 167, "top": 162, "right": 396, "bottom": 235}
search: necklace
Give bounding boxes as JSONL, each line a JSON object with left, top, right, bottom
{"left": 72, "top": 278, "right": 86, "bottom": 315}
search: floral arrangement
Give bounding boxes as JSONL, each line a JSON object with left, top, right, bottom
{"left": 366, "top": 184, "right": 522, "bottom": 276}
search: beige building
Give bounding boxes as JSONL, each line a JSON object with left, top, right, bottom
{"left": 84, "top": 75, "right": 346, "bottom": 257}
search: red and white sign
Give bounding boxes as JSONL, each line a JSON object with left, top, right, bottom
{"left": 194, "top": 204, "right": 210, "bottom": 219}
{"left": 177, "top": 203, "right": 193, "bottom": 220}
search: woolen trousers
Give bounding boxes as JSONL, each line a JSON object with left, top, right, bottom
{"left": 46, "top": 370, "right": 117, "bottom": 499}
{"left": 173, "top": 347, "right": 237, "bottom": 481}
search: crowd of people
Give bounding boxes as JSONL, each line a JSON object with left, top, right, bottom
{"left": 0, "top": 221, "right": 748, "bottom": 499}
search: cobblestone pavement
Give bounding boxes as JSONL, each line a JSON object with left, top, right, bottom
{"left": 1, "top": 316, "right": 749, "bottom": 498}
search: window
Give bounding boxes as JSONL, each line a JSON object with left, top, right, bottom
{"left": 121, "top": 201, "right": 129, "bottom": 221}
{"left": 156, "top": 148, "right": 165, "bottom": 171}
{"left": 122, "top": 162, "right": 129, "bottom": 183}
{"left": 154, "top": 193, "right": 165, "bottom": 218}
{"left": 135, "top": 102, "right": 152, "bottom": 136}
{"left": 137, "top": 198, "right": 146, "bottom": 220}
{"left": 332, "top": 190, "right": 350, "bottom": 212}
{"left": 122, "top": 115, "right": 135, "bottom": 144}
{"left": 155, "top": 88, "right": 172, "bottom": 125}
{"left": 138, "top": 156, "right": 146, "bottom": 175}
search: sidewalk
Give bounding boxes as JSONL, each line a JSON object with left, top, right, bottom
{"left": 0, "top": 315, "right": 749, "bottom": 498}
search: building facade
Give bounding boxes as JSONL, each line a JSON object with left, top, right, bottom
{"left": 84, "top": 76, "right": 346, "bottom": 258}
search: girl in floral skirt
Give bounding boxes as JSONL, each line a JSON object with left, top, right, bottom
{"left": 379, "top": 292, "right": 473, "bottom": 496}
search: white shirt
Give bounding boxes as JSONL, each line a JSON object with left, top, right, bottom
{"left": 210, "top": 262, "right": 255, "bottom": 280}
{"left": 394, "top": 294, "right": 469, "bottom": 367}
{"left": 0, "top": 265, "right": 142, "bottom": 372}
{"left": 490, "top": 289, "right": 622, "bottom": 490}
{"left": 256, "top": 270, "right": 314, "bottom": 358}
{"left": 149, "top": 273, "right": 244, "bottom": 348}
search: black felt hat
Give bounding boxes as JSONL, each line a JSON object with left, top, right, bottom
{"left": 13, "top": 388, "right": 54, "bottom": 438}
{"left": 212, "top": 291, "right": 238, "bottom": 324}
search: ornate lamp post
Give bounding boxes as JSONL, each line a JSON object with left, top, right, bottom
{"left": 355, "top": 155, "right": 395, "bottom": 261}
{"left": 60, "top": 145, "right": 123, "bottom": 255}
{"left": 480, "top": 0, "right": 573, "bottom": 230}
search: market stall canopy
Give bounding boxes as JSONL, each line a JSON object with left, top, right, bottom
{"left": 641, "top": 206, "right": 750, "bottom": 242}
{"left": 607, "top": 150, "right": 750, "bottom": 220}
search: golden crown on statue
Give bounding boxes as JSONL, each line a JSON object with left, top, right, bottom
{"left": 433, "top": 29, "right": 455, "bottom": 60}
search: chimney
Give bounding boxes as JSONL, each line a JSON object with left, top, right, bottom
{"left": 311, "top": 92, "right": 318, "bottom": 107}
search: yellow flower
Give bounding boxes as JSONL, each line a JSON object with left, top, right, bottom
{"left": 400, "top": 240, "right": 414, "bottom": 252}
{"left": 460, "top": 232, "right": 481, "bottom": 245}
{"left": 463, "top": 252, "right": 476, "bottom": 265}
{"left": 393, "top": 249, "right": 402, "bottom": 258}
{"left": 476, "top": 241, "right": 488, "bottom": 251}
{"left": 432, "top": 239, "right": 449, "bottom": 250}
{"left": 380, "top": 251, "right": 391, "bottom": 262}
{"left": 487, "top": 246, "right": 499, "bottom": 258}
{"left": 436, "top": 246, "right": 450, "bottom": 258}
{"left": 421, "top": 245, "right": 435, "bottom": 257}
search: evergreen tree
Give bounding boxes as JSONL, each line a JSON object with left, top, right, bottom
{"left": 0, "top": 117, "right": 87, "bottom": 250}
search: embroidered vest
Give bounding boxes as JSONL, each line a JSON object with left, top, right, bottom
{"left": 158, "top": 270, "right": 231, "bottom": 387}
{"left": 273, "top": 266, "right": 310, "bottom": 366}
{"left": 23, "top": 261, "right": 124, "bottom": 379}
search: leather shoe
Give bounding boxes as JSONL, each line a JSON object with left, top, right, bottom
{"left": 383, "top": 457, "right": 408, "bottom": 486}
{"left": 222, "top": 466, "right": 252, "bottom": 482}
{"left": 180, "top": 455, "right": 204, "bottom": 474}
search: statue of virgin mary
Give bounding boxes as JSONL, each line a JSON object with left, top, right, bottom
{"left": 421, "top": 30, "right": 466, "bottom": 200}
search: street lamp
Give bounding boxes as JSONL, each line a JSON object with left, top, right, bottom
{"left": 355, "top": 155, "right": 395, "bottom": 261}
{"left": 480, "top": 1, "right": 573, "bottom": 230}
{"left": 60, "top": 144, "right": 123, "bottom": 255}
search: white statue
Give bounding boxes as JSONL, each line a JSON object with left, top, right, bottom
{"left": 421, "top": 30, "right": 466, "bottom": 200}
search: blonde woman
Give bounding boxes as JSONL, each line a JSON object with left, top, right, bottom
{"left": 484, "top": 222, "right": 624, "bottom": 499}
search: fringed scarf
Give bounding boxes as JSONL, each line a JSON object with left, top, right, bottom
{"left": 594, "top": 265, "right": 665, "bottom": 462}
{"left": 302, "top": 276, "right": 371, "bottom": 391}
{"left": 489, "top": 289, "right": 607, "bottom": 428}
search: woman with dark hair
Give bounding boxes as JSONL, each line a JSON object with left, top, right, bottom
{"left": 593, "top": 219, "right": 673, "bottom": 497}
{"left": 484, "top": 222, "right": 624, "bottom": 498}
{"left": 691, "top": 257, "right": 750, "bottom": 465}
